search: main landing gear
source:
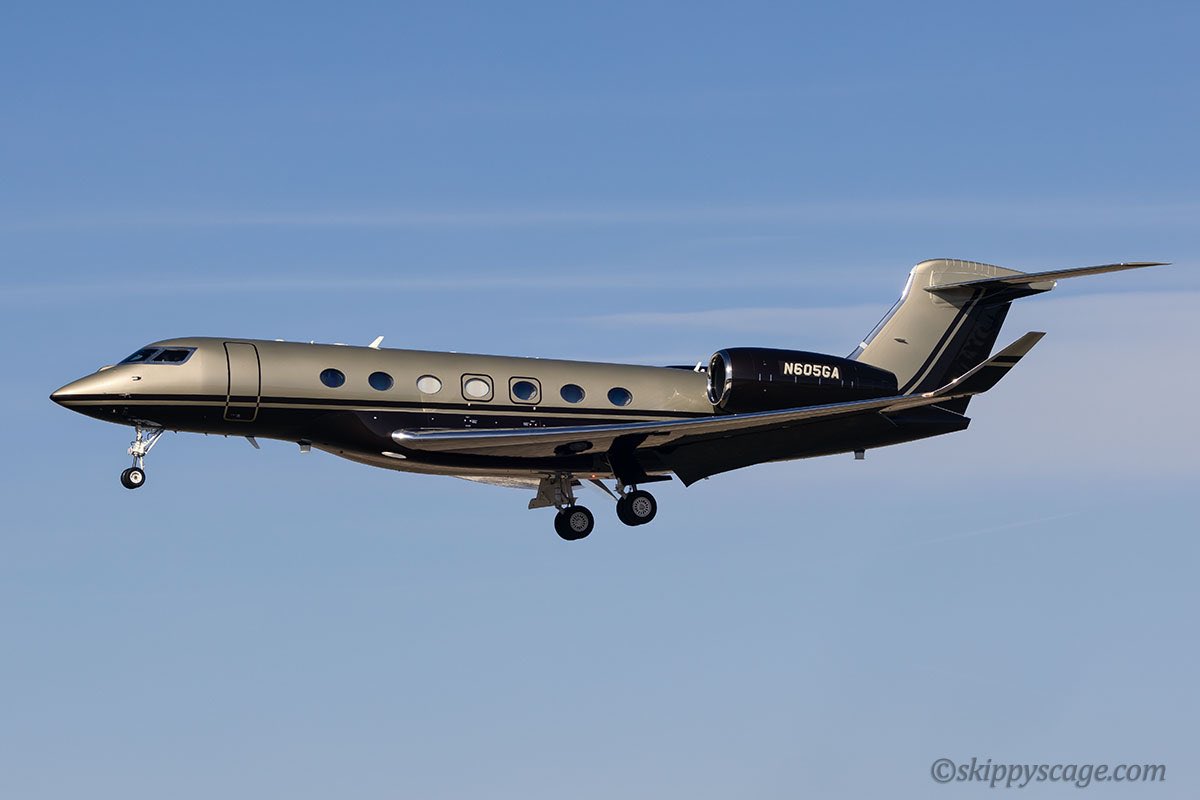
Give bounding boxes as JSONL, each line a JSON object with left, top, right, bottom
{"left": 616, "top": 487, "right": 657, "bottom": 527}
{"left": 530, "top": 473, "right": 659, "bottom": 540}
{"left": 529, "top": 473, "right": 595, "bottom": 541}
{"left": 120, "top": 424, "right": 164, "bottom": 490}
{"left": 554, "top": 506, "right": 595, "bottom": 541}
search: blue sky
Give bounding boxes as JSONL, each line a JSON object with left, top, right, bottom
{"left": 2, "top": 3, "right": 1198, "bottom": 797}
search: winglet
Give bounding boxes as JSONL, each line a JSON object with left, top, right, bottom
{"left": 928, "top": 331, "right": 1045, "bottom": 397}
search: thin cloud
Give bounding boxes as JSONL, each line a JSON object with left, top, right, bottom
{"left": 4, "top": 199, "right": 1200, "bottom": 232}
{"left": 586, "top": 305, "right": 882, "bottom": 334}
{"left": 898, "top": 511, "right": 1086, "bottom": 549}
{"left": 0, "top": 271, "right": 862, "bottom": 306}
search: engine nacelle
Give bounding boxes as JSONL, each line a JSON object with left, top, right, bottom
{"left": 707, "top": 348, "right": 898, "bottom": 413}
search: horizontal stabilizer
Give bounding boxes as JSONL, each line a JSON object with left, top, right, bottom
{"left": 925, "top": 261, "right": 1167, "bottom": 293}
{"left": 927, "top": 331, "right": 1044, "bottom": 397}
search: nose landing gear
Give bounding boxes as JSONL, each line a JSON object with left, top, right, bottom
{"left": 120, "top": 424, "right": 164, "bottom": 490}
{"left": 120, "top": 466, "right": 146, "bottom": 489}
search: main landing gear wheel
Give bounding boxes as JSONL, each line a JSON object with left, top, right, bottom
{"left": 554, "top": 506, "right": 595, "bottom": 541}
{"left": 120, "top": 467, "right": 146, "bottom": 489}
{"left": 616, "top": 489, "right": 657, "bottom": 526}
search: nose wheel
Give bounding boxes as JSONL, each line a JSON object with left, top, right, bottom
{"left": 120, "top": 424, "right": 163, "bottom": 491}
{"left": 120, "top": 467, "right": 146, "bottom": 489}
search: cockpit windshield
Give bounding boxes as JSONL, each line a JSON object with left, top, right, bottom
{"left": 120, "top": 347, "right": 196, "bottom": 365}
{"left": 122, "top": 348, "right": 159, "bottom": 363}
{"left": 152, "top": 348, "right": 194, "bottom": 363}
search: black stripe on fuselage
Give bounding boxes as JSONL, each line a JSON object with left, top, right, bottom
{"left": 57, "top": 393, "right": 713, "bottom": 419}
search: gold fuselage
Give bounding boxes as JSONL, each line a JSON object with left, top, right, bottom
{"left": 52, "top": 337, "right": 716, "bottom": 479}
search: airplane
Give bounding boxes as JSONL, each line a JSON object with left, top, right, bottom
{"left": 51, "top": 258, "right": 1165, "bottom": 540}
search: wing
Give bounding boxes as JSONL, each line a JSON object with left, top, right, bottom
{"left": 392, "top": 332, "right": 1044, "bottom": 460}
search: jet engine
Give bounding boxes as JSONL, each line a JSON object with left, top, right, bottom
{"left": 706, "top": 348, "right": 898, "bottom": 413}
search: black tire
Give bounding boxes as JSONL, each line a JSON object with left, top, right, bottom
{"left": 625, "top": 490, "right": 657, "bottom": 525}
{"left": 120, "top": 467, "right": 146, "bottom": 490}
{"left": 554, "top": 510, "right": 572, "bottom": 539}
{"left": 555, "top": 506, "right": 594, "bottom": 540}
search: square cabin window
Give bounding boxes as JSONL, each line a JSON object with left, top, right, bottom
{"left": 461, "top": 374, "right": 494, "bottom": 402}
{"left": 509, "top": 377, "right": 541, "bottom": 404}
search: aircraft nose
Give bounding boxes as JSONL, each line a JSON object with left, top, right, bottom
{"left": 50, "top": 372, "right": 109, "bottom": 406}
{"left": 51, "top": 378, "right": 83, "bottom": 406}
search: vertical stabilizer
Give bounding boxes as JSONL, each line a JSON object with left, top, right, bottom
{"left": 851, "top": 259, "right": 1044, "bottom": 395}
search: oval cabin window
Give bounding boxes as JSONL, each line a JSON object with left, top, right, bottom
{"left": 416, "top": 375, "right": 442, "bottom": 394}
{"left": 320, "top": 368, "right": 346, "bottom": 388}
{"left": 607, "top": 387, "right": 633, "bottom": 406}
{"left": 368, "top": 371, "right": 394, "bottom": 391}
{"left": 560, "top": 384, "right": 585, "bottom": 404}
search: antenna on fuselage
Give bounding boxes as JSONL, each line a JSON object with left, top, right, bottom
{"left": 368, "top": 336, "right": 384, "bottom": 349}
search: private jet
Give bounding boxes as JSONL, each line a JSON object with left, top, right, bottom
{"left": 51, "top": 259, "right": 1164, "bottom": 540}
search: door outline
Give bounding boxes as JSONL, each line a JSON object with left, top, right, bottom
{"left": 224, "top": 342, "right": 261, "bottom": 422}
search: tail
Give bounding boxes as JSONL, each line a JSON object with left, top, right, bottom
{"left": 851, "top": 259, "right": 1165, "bottom": 407}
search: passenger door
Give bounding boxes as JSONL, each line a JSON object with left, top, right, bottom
{"left": 224, "top": 342, "right": 261, "bottom": 422}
